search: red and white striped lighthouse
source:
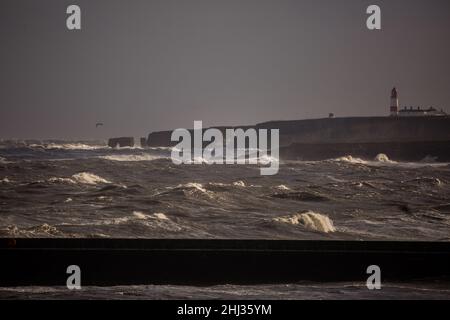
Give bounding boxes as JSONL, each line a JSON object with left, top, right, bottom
{"left": 390, "top": 87, "right": 399, "bottom": 116}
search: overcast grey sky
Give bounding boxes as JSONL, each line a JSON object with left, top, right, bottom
{"left": 0, "top": 0, "right": 449, "bottom": 139}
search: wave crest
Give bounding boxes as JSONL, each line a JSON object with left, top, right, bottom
{"left": 374, "top": 153, "right": 396, "bottom": 163}
{"left": 273, "top": 211, "right": 336, "bottom": 233}
{"left": 0, "top": 157, "right": 12, "bottom": 164}
{"left": 99, "top": 154, "right": 166, "bottom": 162}
{"left": 30, "top": 143, "right": 106, "bottom": 150}
{"left": 333, "top": 155, "right": 367, "bottom": 164}
{"left": 1, "top": 177, "right": 10, "bottom": 183}
{"left": 0, "top": 224, "right": 64, "bottom": 237}
{"left": 48, "top": 172, "right": 111, "bottom": 185}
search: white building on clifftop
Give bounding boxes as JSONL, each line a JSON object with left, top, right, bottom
{"left": 389, "top": 87, "right": 447, "bottom": 117}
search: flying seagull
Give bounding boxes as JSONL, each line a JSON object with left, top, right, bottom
{"left": 95, "top": 122, "right": 104, "bottom": 128}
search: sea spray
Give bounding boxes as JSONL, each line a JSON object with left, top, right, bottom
{"left": 274, "top": 211, "right": 336, "bottom": 233}
{"left": 374, "top": 153, "right": 396, "bottom": 163}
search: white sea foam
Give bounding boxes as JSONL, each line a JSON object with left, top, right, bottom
{"left": 331, "top": 153, "right": 449, "bottom": 169}
{"left": 85, "top": 211, "right": 182, "bottom": 231}
{"left": 30, "top": 143, "right": 106, "bottom": 150}
{"left": 2, "top": 224, "right": 63, "bottom": 237}
{"left": 97, "top": 196, "right": 113, "bottom": 201}
{"left": 0, "top": 157, "right": 12, "bottom": 164}
{"left": 274, "top": 211, "right": 336, "bottom": 233}
{"left": 48, "top": 172, "right": 111, "bottom": 185}
{"left": 332, "top": 154, "right": 394, "bottom": 165}
{"left": 112, "top": 145, "right": 144, "bottom": 150}
{"left": 72, "top": 172, "right": 111, "bottom": 185}
{"left": 107, "top": 212, "right": 170, "bottom": 224}
{"left": 233, "top": 181, "right": 246, "bottom": 187}
{"left": 99, "top": 154, "right": 166, "bottom": 162}
{"left": 275, "top": 185, "right": 291, "bottom": 191}
{"left": 208, "top": 182, "right": 228, "bottom": 187}
{"left": 181, "top": 151, "right": 279, "bottom": 165}
{"left": 169, "top": 182, "right": 219, "bottom": 199}
{"left": 176, "top": 182, "right": 208, "bottom": 193}
{"left": 133, "top": 211, "right": 169, "bottom": 221}
{"left": 48, "top": 177, "right": 76, "bottom": 184}
{"left": 333, "top": 155, "right": 367, "bottom": 164}
{"left": 374, "top": 153, "right": 396, "bottom": 163}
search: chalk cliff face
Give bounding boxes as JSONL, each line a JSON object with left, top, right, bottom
{"left": 146, "top": 117, "right": 450, "bottom": 161}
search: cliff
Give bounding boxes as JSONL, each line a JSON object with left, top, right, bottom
{"left": 146, "top": 116, "right": 450, "bottom": 161}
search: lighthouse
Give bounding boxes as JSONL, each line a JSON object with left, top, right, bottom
{"left": 390, "top": 87, "right": 399, "bottom": 116}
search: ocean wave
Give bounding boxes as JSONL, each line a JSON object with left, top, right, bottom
{"left": 99, "top": 154, "right": 167, "bottom": 162}
{"left": 48, "top": 172, "right": 111, "bottom": 185}
{"left": 403, "top": 177, "right": 444, "bottom": 187}
{"left": 330, "top": 154, "right": 450, "bottom": 169}
{"left": 0, "top": 224, "right": 64, "bottom": 237}
{"left": 233, "top": 181, "right": 246, "bottom": 187}
{"left": 275, "top": 185, "right": 291, "bottom": 191}
{"left": 0, "top": 157, "right": 12, "bottom": 164}
{"left": 273, "top": 211, "right": 336, "bottom": 233}
{"left": 156, "top": 182, "right": 219, "bottom": 200}
{"left": 30, "top": 143, "right": 106, "bottom": 150}
{"left": 176, "top": 182, "right": 209, "bottom": 193}
{"left": 271, "top": 191, "right": 329, "bottom": 202}
{"left": 65, "top": 211, "right": 183, "bottom": 232}
{"left": 72, "top": 172, "right": 112, "bottom": 185}
{"left": 181, "top": 154, "right": 279, "bottom": 165}
{"left": 332, "top": 154, "right": 393, "bottom": 165}
{"left": 374, "top": 153, "right": 396, "bottom": 163}
{"left": 332, "top": 155, "right": 368, "bottom": 164}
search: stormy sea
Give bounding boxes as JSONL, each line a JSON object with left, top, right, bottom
{"left": 1, "top": 140, "right": 450, "bottom": 299}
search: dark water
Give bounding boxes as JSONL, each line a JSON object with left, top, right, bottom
{"left": 1, "top": 141, "right": 450, "bottom": 299}
{"left": 1, "top": 281, "right": 450, "bottom": 300}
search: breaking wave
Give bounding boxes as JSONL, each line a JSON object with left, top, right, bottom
{"left": 104, "top": 211, "right": 170, "bottom": 225}
{"left": 99, "top": 154, "right": 167, "bottom": 162}
{"left": 273, "top": 211, "right": 336, "bottom": 233}
{"left": 0, "top": 224, "right": 64, "bottom": 237}
{"left": 0, "top": 157, "right": 11, "bottom": 164}
{"left": 63, "top": 211, "right": 183, "bottom": 232}
{"left": 333, "top": 155, "right": 367, "bottom": 164}
{"left": 30, "top": 143, "right": 106, "bottom": 150}
{"left": 233, "top": 181, "right": 246, "bottom": 187}
{"left": 175, "top": 182, "right": 209, "bottom": 194}
{"left": 275, "top": 185, "right": 291, "bottom": 191}
{"left": 182, "top": 154, "right": 279, "bottom": 165}
{"left": 332, "top": 154, "right": 396, "bottom": 166}
{"left": 48, "top": 172, "right": 111, "bottom": 185}
{"left": 374, "top": 153, "right": 396, "bottom": 163}
{"left": 157, "top": 182, "right": 219, "bottom": 200}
